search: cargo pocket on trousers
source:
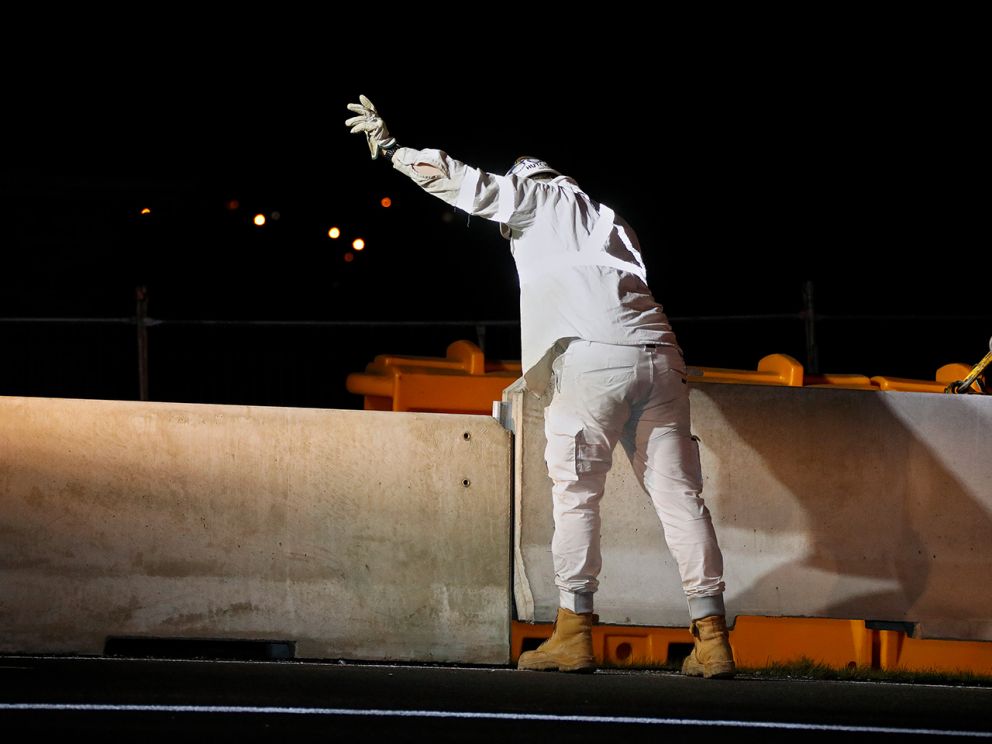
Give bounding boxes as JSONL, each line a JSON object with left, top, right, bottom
{"left": 544, "top": 408, "right": 584, "bottom": 482}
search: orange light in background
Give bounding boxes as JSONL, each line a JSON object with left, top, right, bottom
{"left": 344, "top": 252, "right": 354, "bottom": 262}
{"left": 253, "top": 214, "right": 266, "bottom": 226}
{"left": 380, "top": 197, "right": 392, "bottom": 208}
{"left": 352, "top": 238, "right": 365, "bottom": 251}
{"left": 140, "top": 207, "right": 151, "bottom": 215}
{"left": 328, "top": 227, "right": 341, "bottom": 239}
{"left": 226, "top": 199, "right": 240, "bottom": 211}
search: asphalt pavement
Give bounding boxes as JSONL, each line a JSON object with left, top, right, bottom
{"left": 2, "top": 655, "right": 991, "bottom": 742}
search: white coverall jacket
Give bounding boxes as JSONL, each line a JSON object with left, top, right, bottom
{"left": 392, "top": 148, "right": 727, "bottom": 620}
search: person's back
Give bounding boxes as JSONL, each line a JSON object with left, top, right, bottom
{"left": 499, "top": 162, "right": 679, "bottom": 395}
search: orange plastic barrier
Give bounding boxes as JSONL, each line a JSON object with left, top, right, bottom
{"left": 872, "top": 363, "right": 984, "bottom": 394}
{"left": 345, "top": 340, "right": 521, "bottom": 415}
{"left": 512, "top": 620, "right": 693, "bottom": 668}
{"left": 348, "top": 340, "right": 983, "bottom": 411}
{"left": 512, "top": 617, "right": 992, "bottom": 674}
{"left": 688, "top": 354, "right": 804, "bottom": 387}
{"left": 877, "top": 632, "right": 992, "bottom": 675}
{"left": 871, "top": 376, "right": 947, "bottom": 393}
{"left": 804, "top": 373, "right": 879, "bottom": 390}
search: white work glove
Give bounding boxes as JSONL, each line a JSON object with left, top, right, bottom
{"left": 345, "top": 94, "right": 397, "bottom": 160}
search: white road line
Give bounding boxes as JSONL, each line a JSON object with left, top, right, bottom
{"left": 0, "top": 703, "right": 989, "bottom": 737}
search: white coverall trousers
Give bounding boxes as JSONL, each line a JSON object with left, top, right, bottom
{"left": 543, "top": 340, "right": 727, "bottom": 620}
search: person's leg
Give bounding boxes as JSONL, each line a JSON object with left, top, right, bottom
{"left": 545, "top": 342, "right": 635, "bottom": 610}
{"left": 621, "top": 346, "right": 735, "bottom": 678}
{"left": 518, "top": 341, "right": 634, "bottom": 672}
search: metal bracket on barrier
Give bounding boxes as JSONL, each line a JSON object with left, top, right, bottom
{"left": 865, "top": 620, "right": 918, "bottom": 637}
{"left": 492, "top": 401, "right": 514, "bottom": 433}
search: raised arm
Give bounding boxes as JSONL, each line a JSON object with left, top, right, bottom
{"left": 345, "top": 94, "right": 556, "bottom": 233}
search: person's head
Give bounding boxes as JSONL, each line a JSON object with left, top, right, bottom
{"left": 500, "top": 156, "right": 563, "bottom": 239}
{"left": 505, "top": 155, "right": 561, "bottom": 181}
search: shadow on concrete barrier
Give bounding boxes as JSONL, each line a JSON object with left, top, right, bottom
{"left": 508, "top": 381, "right": 992, "bottom": 643}
{"left": 700, "top": 385, "right": 992, "bottom": 641}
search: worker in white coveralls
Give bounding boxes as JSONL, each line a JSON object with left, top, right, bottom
{"left": 346, "top": 95, "right": 735, "bottom": 678}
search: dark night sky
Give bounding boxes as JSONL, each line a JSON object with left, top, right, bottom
{"left": 2, "top": 21, "right": 988, "bottom": 407}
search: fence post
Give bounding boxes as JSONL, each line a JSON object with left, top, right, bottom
{"left": 136, "top": 286, "right": 149, "bottom": 401}
{"left": 803, "top": 280, "right": 819, "bottom": 374}
{"left": 475, "top": 324, "right": 487, "bottom": 354}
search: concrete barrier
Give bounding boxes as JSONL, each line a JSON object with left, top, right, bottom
{"left": 507, "top": 381, "right": 992, "bottom": 642}
{"left": 0, "top": 396, "right": 512, "bottom": 663}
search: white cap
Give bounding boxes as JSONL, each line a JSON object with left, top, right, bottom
{"left": 500, "top": 156, "right": 561, "bottom": 239}
{"left": 505, "top": 156, "right": 561, "bottom": 180}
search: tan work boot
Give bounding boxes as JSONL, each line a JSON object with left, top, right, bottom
{"left": 517, "top": 607, "right": 597, "bottom": 673}
{"left": 682, "top": 615, "right": 736, "bottom": 679}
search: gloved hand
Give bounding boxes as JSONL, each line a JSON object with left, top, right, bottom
{"left": 345, "top": 94, "right": 397, "bottom": 160}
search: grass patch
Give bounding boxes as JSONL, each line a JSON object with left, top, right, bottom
{"left": 739, "top": 658, "right": 992, "bottom": 686}
{"left": 602, "top": 656, "right": 992, "bottom": 686}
